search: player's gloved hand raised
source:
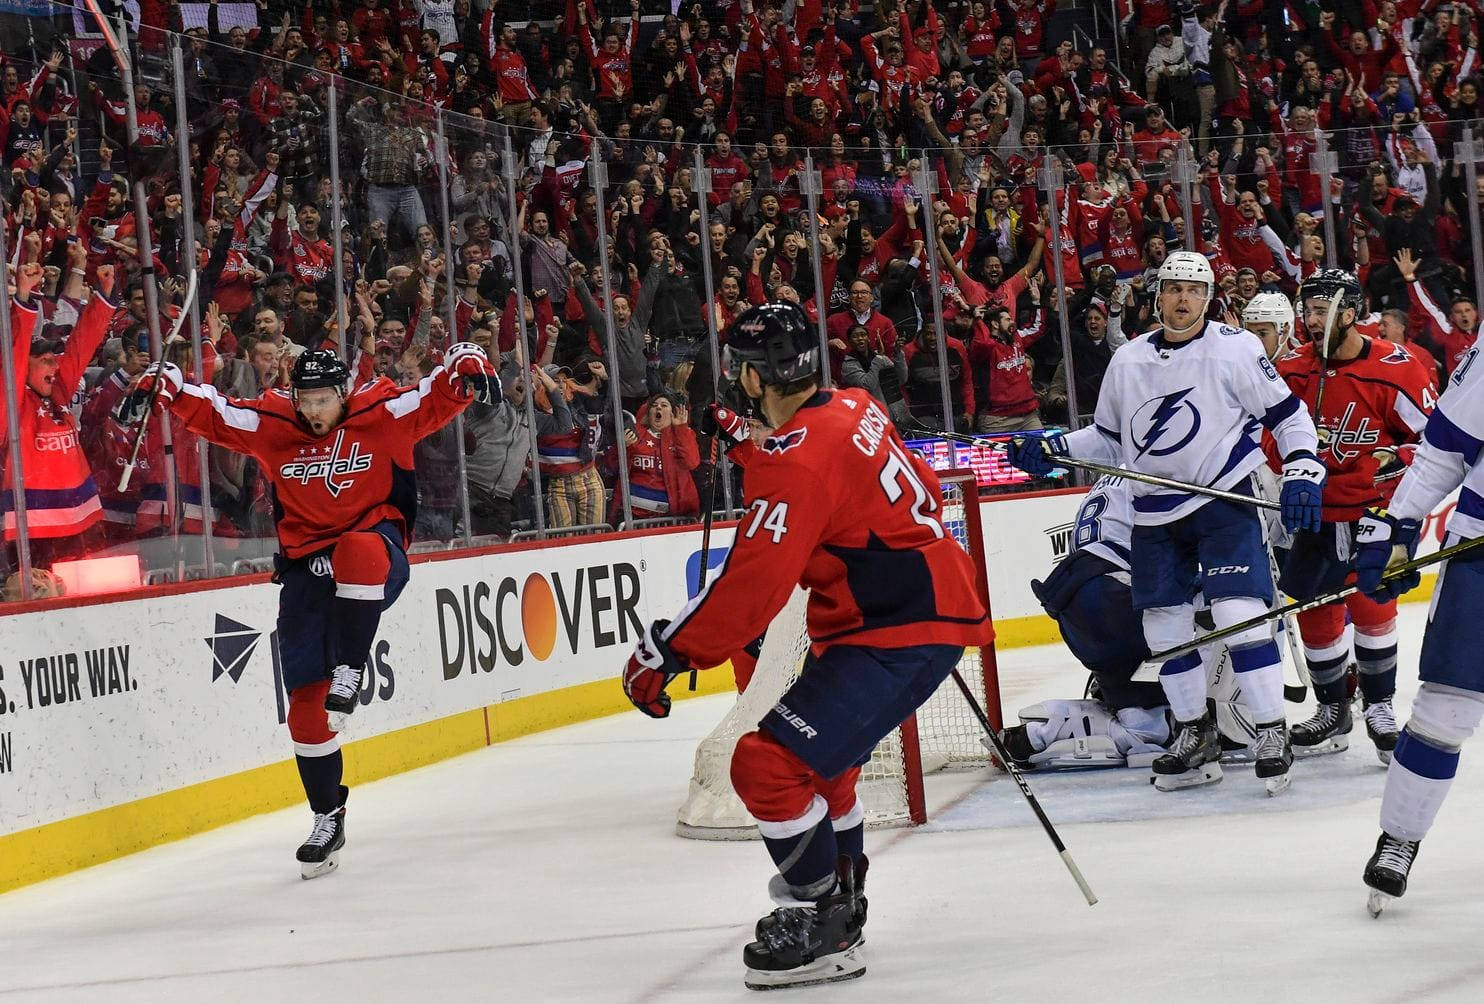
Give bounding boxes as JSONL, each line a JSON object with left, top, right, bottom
{"left": 1355, "top": 506, "right": 1422, "bottom": 600}
{"left": 116, "top": 362, "right": 185, "bottom": 425}
{"left": 1005, "top": 432, "right": 1067, "bottom": 478}
{"left": 1280, "top": 451, "right": 1326, "bottom": 534}
{"left": 622, "top": 619, "right": 694, "bottom": 719}
{"left": 700, "top": 403, "right": 749, "bottom": 447}
{"left": 444, "top": 342, "right": 500, "bottom": 405}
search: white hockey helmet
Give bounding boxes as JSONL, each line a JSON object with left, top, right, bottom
{"left": 1242, "top": 292, "right": 1296, "bottom": 348}
{"left": 1155, "top": 250, "right": 1215, "bottom": 298}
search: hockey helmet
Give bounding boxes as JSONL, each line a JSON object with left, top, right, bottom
{"left": 1242, "top": 292, "right": 1296, "bottom": 346}
{"left": 291, "top": 348, "right": 350, "bottom": 394}
{"left": 1297, "top": 268, "right": 1363, "bottom": 315}
{"left": 1155, "top": 250, "right": 1215, "bottom": 298}
{"left": 725, "top": 301, "right": 820, "bottom": 388}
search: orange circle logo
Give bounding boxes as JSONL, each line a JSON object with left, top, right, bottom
{"left": 521, "top": 573, "right": 557, "bottom": 661}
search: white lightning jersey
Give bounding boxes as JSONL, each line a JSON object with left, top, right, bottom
{"left": 1074, "top": 475, "right": 1134, "bottom": 571}
{"left": 1064, "top": 320, "right": 1318, "bottom": 526}
{"left": 1390, "top": 346, "right": 1484, "bottom": 541}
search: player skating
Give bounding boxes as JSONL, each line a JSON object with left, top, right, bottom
{"left": 1278, "top": 270, "right": 1435, "bottom": 763}
{"left": 125, "top": 343, "right": 498, "bottom": 878}
{"left": 620, "top": 301, "right": 991, "bottom": 989}
{"left": 1354, "top": 344, "right": 1484, "bottom": 916}
{"left": 1007, "top": 251, "right": 1323, "bottom": 795}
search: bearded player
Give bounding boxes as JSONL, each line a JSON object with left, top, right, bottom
{"left": 1007, "top": 251, "right": 1323, "bottom": 795}
{"left": 1277, "top": 270, "right": 1436, "bottom": 763}
{"left": 620, "top": 301, "right": 990, "bottom": 990}
{"left": 124, "top": 343, "right": 499, "bottom": 878}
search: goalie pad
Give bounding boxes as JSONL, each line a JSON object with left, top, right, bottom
{"left": 1016, "top": 699, "right": 1172, "bottom": 769}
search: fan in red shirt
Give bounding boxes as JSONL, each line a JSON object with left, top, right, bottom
{"left": 611, "top": 392, "right": 700, "bottom": 520}
{"left": 621, "top": 302, "right": 989, "bottom": 989}
{"left": 124, "top": 343, "right": 498, "bottom": 881}
{"left": 1208, "top": 174, "right": 1276, "bottom": 275}
{"left": 271, "top": 200, "right": 333, "bottom": 288}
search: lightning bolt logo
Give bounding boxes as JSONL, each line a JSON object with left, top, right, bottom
{"left": 1132, "top": 388, "right": 1202, "bottom": 458}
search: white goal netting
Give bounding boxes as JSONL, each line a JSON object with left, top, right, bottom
{"left": 676, "top": 474, "right": 994, "bottom": 839}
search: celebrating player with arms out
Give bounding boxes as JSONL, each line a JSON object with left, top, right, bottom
{"left": 621, "top": 302, "right": 991, "bottom": 990}
{"left": 1354, "top": 344, "right": 1484, "bottom": 915}
{"left": 1008, "top": 251, "right": 1322, "bottom": 796}
{"left": 124, "top": 342, "right": 499, "bottom": 878}
{"left": 1278, "top": 270, "right": 1435, "bottom": 763}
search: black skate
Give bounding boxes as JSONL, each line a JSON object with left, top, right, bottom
{"left": 1254, "top": 720, "right": 1293, "bottom": 796}
{"left": 296, "top": 787, "right": 348, "bottom": 880}
{"left": 997, "top": 725, "right": 1036, "bottom": 768}
{"left": 325, "top": 664, "right": 363, "bottom": 733}
{"left": 1290, "top": 700, "right": 1352, "bottom": 758}
{"left": 743, "top": 856, "right": 865, "bottom": 991}
{"left": 1151, "top": 713, "right": 1223, "bottom": 791}
{"left": 1364, "top": 831, "right": 1421, "bottom": 917}
{"left": 1363, "top": 700, "right": 1400, "bottom": 765}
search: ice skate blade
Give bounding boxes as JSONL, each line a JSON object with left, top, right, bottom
{"left": 1367, "top": 889, "right": 1391, "bottom": 918}
{"left": 1292, "top": 735, "right": 1348, "bottom": 759}
{"left": 300, "top": 853, "right": 340, "bottom": 880}
{"left": 1263, "top": 773, "right": 1291, "bottom": 797}
{"left": 1151, "top": 762, "right": 1223, "bottom": 791}
{"left": 744, "top": 944, "right": 865, "bottom": 991}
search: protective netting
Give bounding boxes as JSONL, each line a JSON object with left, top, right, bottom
{"left": 675, "top": 474, "right": 991, "bottom": 840}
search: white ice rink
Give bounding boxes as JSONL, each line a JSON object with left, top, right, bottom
{"left": 4, "top": 602, "right": 1482, "bottom": 1003}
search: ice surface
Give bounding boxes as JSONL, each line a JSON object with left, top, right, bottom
{"left": 3, "top": 604, "right": 1482, "bottom": 1003}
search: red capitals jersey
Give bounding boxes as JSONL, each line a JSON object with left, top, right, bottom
{"left": 169, "top": 371, "right": 474, "bottom": 557}
{"left": 664, "top": 388, "right": 991, "bottom": 668}
{"left": 271, "top": 217, "right": 334, "bottom": 286}
{"left": 1277, "top": 337, "right": 1436, "bottom": 521}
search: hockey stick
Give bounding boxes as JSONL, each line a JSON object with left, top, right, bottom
{"left": 119, "top": 271, "right": 198, "bottom": 493}
{"left": 1144, "top": 535, "right": 1484, "bottom": 665}
{"left": 1310, "top": 293, "right": 1339, "bottom": 424}
{"left": 920, "top": 428, "right": 1280, "bottom": 512}
{"left": 688, "top": 443, "right": 722, "bottom": 692}
{"left": 949, "top": 669, "right": 1098, "bottom": 905}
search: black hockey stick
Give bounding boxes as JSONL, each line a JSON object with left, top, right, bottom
{"left": 688, "top": 444, "right": 722, "bottom": 692}
{"left": 1144, "top": 535, "right": 1484, "bottom": 665}
{"left": 919, "top": 428, "right": 1281, "bottom": 512}
{"left": 949, "top": 669, "right": 1099, "bottom": 906}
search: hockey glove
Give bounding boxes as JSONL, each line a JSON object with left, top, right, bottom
{"left": 700, "top": 403, "right": 750, "bottom": 448}
{"left": 1280, "top": 451, "right": 1326, "bottom": 534}
{"left": 622, "top": 619, "right": 692, "bottom": 719}
{"left": 445, "top": 342, "right": 500, "bottom": 405}
{"left": 1355, "top": 507, "right": 1422, "bottom": 600}
{"left": 1005, "top": 432, "right": 1067, "bottom": 478}
{"left": 117, "top": 362, "right": 185, "bottom": 425}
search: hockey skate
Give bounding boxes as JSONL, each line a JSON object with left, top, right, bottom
{"left": 1290, "top": 700, "right": 1352, "bottom": 758}
{"left": 1151, "top": 714, "right": 1223, "bottom": 791}
{"left": 743, "top": 856, "right": 865, "bottom": 990}
{"left": 997, "top": 724, "right": 1036, "bottom": 768}
{"left": 1364, "top": 831, "right": 1420, "bottom": 918}
{"left": 325, "top": 664, "right": 363, "bottom": 734}
{"left": 1253, "top": 721, "right": 1293, "bottom": 796}
{"left": 1363, "top": 700, "right": 1400, "bottom": 765}
{"left": 297, "top": 787, "right": 348, "bottom": 880}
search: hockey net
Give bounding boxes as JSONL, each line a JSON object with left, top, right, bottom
{"left": 676, "top": 470, "right": 1000, "bottom": 839}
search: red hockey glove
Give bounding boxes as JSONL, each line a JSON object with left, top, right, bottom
{"left": 701, "top": 403, "right": 749, "bottom": 447}
{"left": 622, "top": 619, "right": 693, "bottom": 718}
{"left": 117, "top": 362, "right": 184, "bottom": 425}
{"left": 444, "top": 342, "right": 500, "bottom": 405}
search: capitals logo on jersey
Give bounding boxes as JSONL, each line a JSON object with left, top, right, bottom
{"left": 279, "top": 429, "right": 374, "bottom": 497}
{"left": 762, "top": 428, "right": 809, "bottom": 455}
{"left": 1131, "top": 388, "right": 1202, "bottom": 458}
{"left": 1320, "top": 400, "right": 1382, "bottom": 462}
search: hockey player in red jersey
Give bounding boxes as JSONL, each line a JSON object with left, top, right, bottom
{"left": 620, "top": 302, "right": 991, "bottom": 989}
{"left": 126, "top": 342, "right": 498, "bottom": 878}
{"left": 1278, "top": 269, "right": 1436, "bottom": 762}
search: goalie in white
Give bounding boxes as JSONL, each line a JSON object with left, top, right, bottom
{"left": 1006, "top": 251, "right": 1323, "bottom": 796}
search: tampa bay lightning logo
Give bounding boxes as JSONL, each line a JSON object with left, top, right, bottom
{"left": 1131, "top": 388, "right": 1202, "bottom": 458}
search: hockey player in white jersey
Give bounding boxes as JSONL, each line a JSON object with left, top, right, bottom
{"left": 1355, "top": 345, "right": 1484, "bottom": 915}
{"left": 1241, "top": 293, "right": 1297, "bottom": 362}
{"left": 1007, "top": 251, "right": 1323, "bottom": 795}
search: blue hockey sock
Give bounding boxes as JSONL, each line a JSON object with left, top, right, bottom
{"left": 1381, "top": 728, "right": 1460, "bottom": 841}
{"left": 1357, "top": 638, "right": 1399, "bottom": 704}
{"left": 296, "top": 749, "right": 345, "bottom": 815}
{"left": 832, "top": 797, "right": 865, "bottom": 863}
{"left": 758, "top": 795, "right": 839, "bottom": 900}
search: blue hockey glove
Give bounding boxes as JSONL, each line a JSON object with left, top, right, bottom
{"left": 1006, "top": 432, "right": 1067, "bottom": 478}
{"left": 1280, "top": 451, "right": 1326, "bottom": 534}
{"left": 1355, "top": 507, "right": 1422, "bottom": 600}
{"left": 622, "top": 619, "right": 694, "bottom": 719}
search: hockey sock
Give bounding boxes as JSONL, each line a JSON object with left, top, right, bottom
{"left": 1230, "top": 640, "right": 1285, "bottom": 725}
{"left": 757, "top": 795, "right": 839, "bottom": 901}
{"left": 832, "top": 798, "right": 865, "bottom": 863}
{"left": 1381, "top": 729, "right": 1458, "bottom": 842}
{"left": 288, "top": 681, "right": 344, "bottom": 813}
{"left": 1302, "top": 639, "right": 1350, "bottom": 704}
{"left": 331, "top": 532, "right": 392, "bottom": 671}
{"left": 1157, "top": 652, "right": 1206, "bottom": 722}
{"left": 1356, "top": 637, "right": 1399, "bottom": 704}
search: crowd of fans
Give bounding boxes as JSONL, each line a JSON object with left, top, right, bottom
{"left": 1, "top": 0, "right": 1483, "bottom": 599}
